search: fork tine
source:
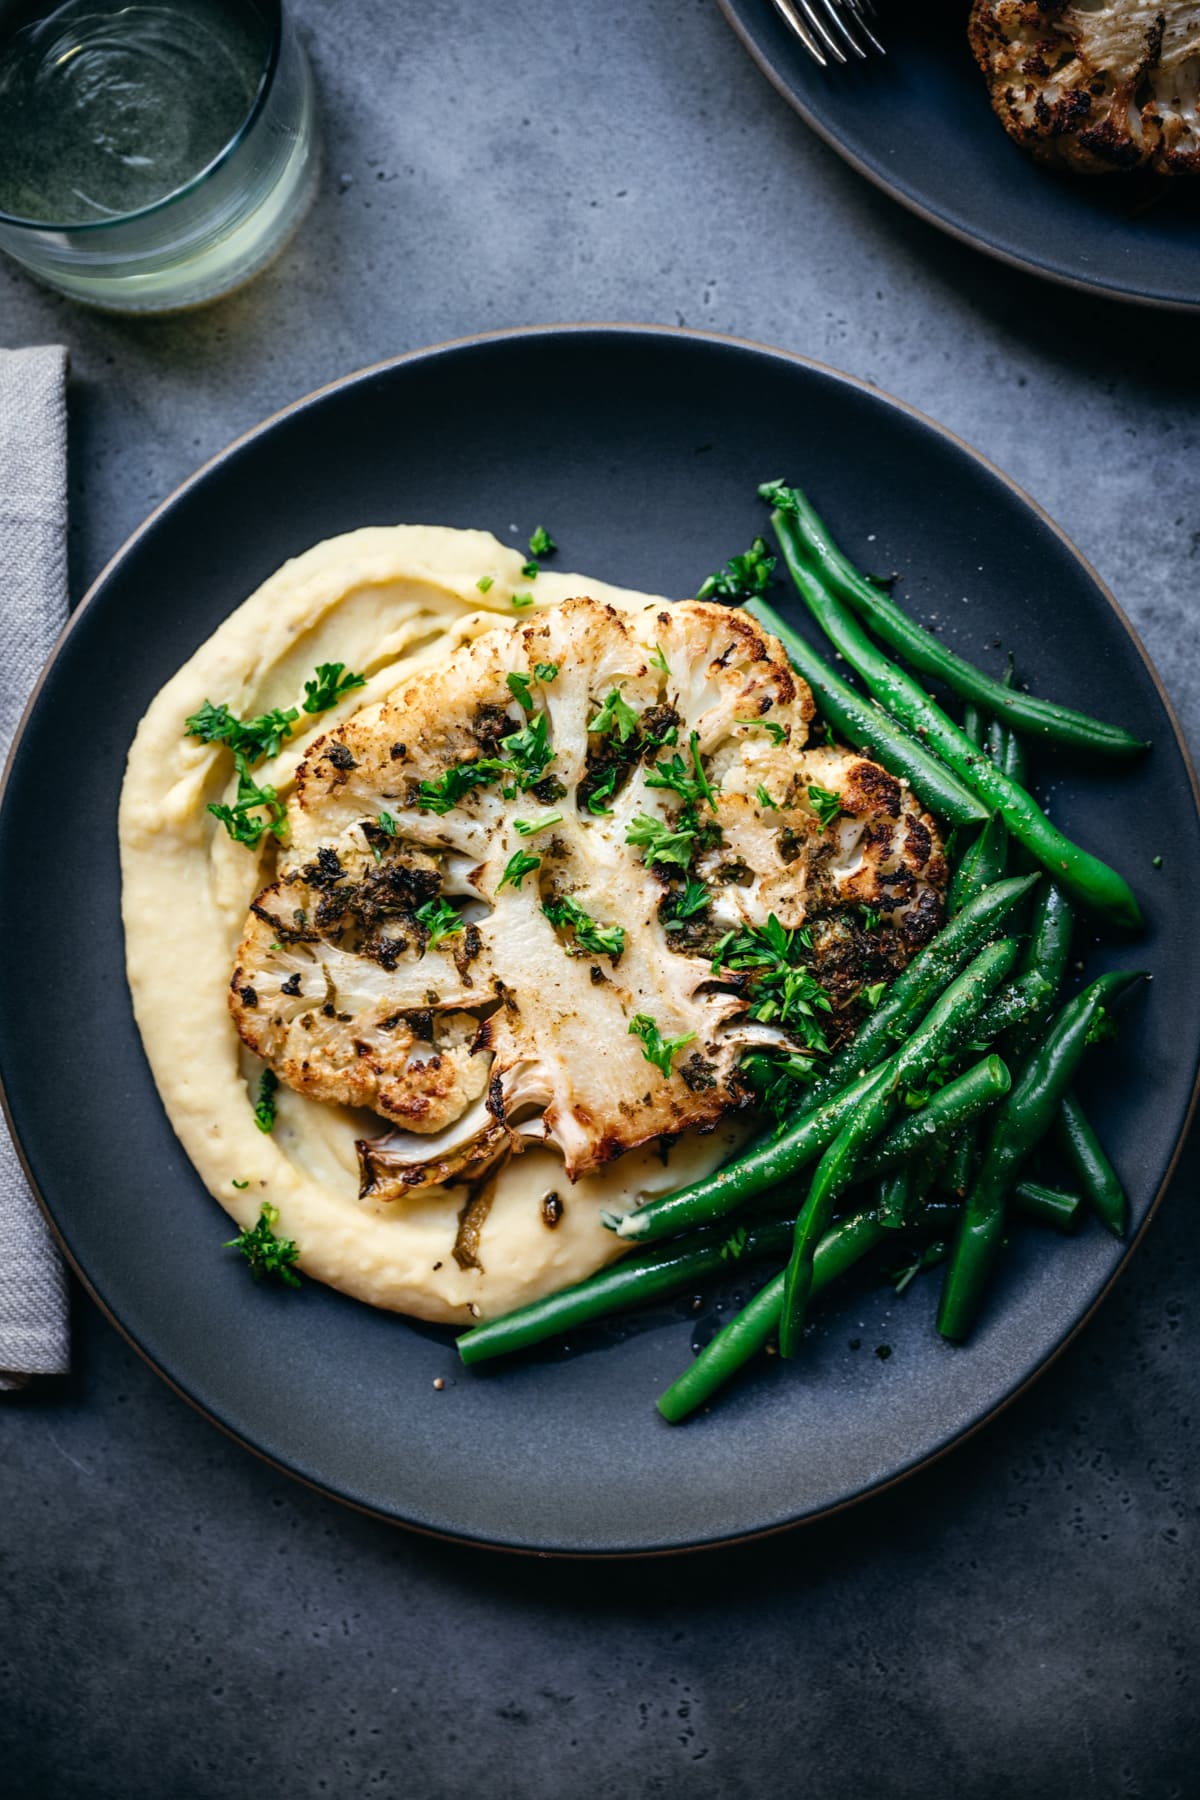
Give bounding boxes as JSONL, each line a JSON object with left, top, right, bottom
{"left": 796, "top": 0, "right": 847, "bottom": 63}
{"left": 769, "top": 0, "right": 828, "bottom": 65}
{"left": 840, "top": 0, "right": 886, "bottom": 55}
{"left": 815, "top": 0, "right": 868, "bottom": 59}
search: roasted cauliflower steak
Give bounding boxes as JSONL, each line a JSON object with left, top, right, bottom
{"left": 229, "top": 597, "right": 946, "bottom": 1197}
{"left": 970, "top": 1, "right": 1200, "bottom": 176}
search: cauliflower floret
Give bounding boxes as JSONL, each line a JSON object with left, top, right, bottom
{"left": 229, "top": 597, "right": 947, "bottom": 1196}
{"left": 970, "top": 1, "right": 1200, "bottom": 176}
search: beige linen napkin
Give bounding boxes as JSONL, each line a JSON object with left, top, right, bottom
{"left": 0, "top": 344, "right": 71, "bottom": 1388}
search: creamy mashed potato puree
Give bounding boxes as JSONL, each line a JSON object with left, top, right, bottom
{"left": 119, "top": 526, "right": 746, "bottom": 1324}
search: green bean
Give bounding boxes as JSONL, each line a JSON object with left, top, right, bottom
{"left": 975, "top": 970, "right": 1056, "bottom": 1040}
{"left": 854, "top": 1055, "right": 1012, "bottom": 1184}
{"left": 767, "top": 497, "right": 1143, "bottom": 931}
{"left": 657, "top": 1202, "right": 963, "bottom": 1422}
{"left": 876, "top": 1167, "right": 911, "bottom": 1231}
{"left": 780, "top": 937, "right": 1020, "bottom": 1354}
{"left": 1022, "top": 881, "right": 1074, "bottom": 988}
{"left": 963, "top": 702, "right": 988, "bottom": 749}
{"left": 941, "top": 1125, "right": 977, "bottom": 1197}
{"left": 457, "top": 1215, "right": 796, "bottom": 1366}
{"left": 937, "top": 970, "right": 1144, "bottom": 1340}
{"left": 948, "top": 813, "right": 1009, "bottom": 916}
{"left": 1013, "top": 1179, "right": 1083, "bottom": 1233}
{"left": 604, "top": 1061, "right": 893, "bottom": 1245}
{"left": 656, "top": 1211, "right": 883, "bottom": 1423}
{"left": 746, "top": 593, "right": 988, "bottom": 827}
{"left": 772, "top": 483, "right": 1146, "bottom": 762}
{"left": 1057, "top": 1092, "right": 1128, "bottom": 1237}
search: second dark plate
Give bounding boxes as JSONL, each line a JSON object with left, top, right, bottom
{"left": 720, "top": 0, "right": 1200, "bottom": 310}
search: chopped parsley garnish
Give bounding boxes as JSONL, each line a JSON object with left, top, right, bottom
{"left": 586, "top": 767, "right": 619, "bottom": 816}
{"left": 231, "top": 1178, "right": 249, "bottom": 1190}
{"left": 208, "top": 753, "right": 288, "bottom": 850}
{"left": 414, "top": 896, "right": 464, "bottom": 949}
{"left": 417, "top": 714, "right": 555, "bottom": 814}
{"left": 860, "top": 905, "right": 881, "bottom": 931}
{"left": 669, "top": 878, "right": 710, "bottom": 920}
{"left": 588, "top": 686, "right": 640, "bottom": 743}
{"left": 808, "top": 783, "right": 843, "bottom": 832}
{"left": 696, "top": 536, "right": 776, "bottom": 605}
{"left": 535, "top": 661, "right": 559, "bottom": 682}
{"left": 302, "top": 662, "right": 366, "bottom": 714}
{"left": 476, "top": 574, "right": 495, "bottom": 593}
{"left": 742, "top": 1050, "right": 821, "bottom": 1129}
{"left": 511, "top": 592, "right": 535, "bottom": 610}
{"left": 185, "top": 700, "right": 299, "bottom": 764}
{"left": 497, "top": 849, "right": 542, "bottom": 892}
{"left": 649, "top": 644, "right": 670, "bottom": 675}
{"left": 711, "top": 915, "right": 831, "bottom": 1050}
{"left": 416, "top": 758, "right": 508, "bottom": 814}
{"left": 861, "top": 981, "right": 888, "bottom": 1009}
{"left": 224, "top": 1200, "right": 300, "bottom": 1287}
{"left": 507, "top": 672, "right": 536, "bottom": 711}
{"left": 376, "top": 811, "right": 397, "bottom": 837}
{"left": 626, "top": 812, "right": 696, "bottom": 869}
{"left": 735, "top": 716, "right": 786, "bottom": 746}
{"left": 756, "top": 784, "right": 778, "bottom": 811}
{"left": 521, "top": 560, "right": 540, "bottom": 579}
{"left": 719, "top": 1225, "right": 750, "bottom": 1263}
{"left": 543, "top": 894, "right": 625, "bottom": 959}
{"left": 513, "top": 812, "right": 563, "bottom": 836}
{"left": 501, "top": 710, "right": 554, "bottom": 784}
{"left": 628, "top": 1013, "right": 696, "bottom": 1079}
{"left": 644, "top": 732, "right": 716, "bottom": 815}
{"left": 528, "top": 525, "right": 556, "bottom": 558}
{"left": 253, "top": 1068, "right": 279, "bottom": 1133}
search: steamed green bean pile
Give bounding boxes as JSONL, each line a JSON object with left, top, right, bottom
{"left": 457, "top": 482, "right": 1147, "bottom": 1423}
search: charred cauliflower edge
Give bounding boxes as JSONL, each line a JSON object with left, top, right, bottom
{"left": 228, "top": 598, "right": 947, "bottom": 1199}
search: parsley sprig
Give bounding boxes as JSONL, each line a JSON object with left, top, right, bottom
{"left": 253, "top": 1068, "right": 279, "bottom": 1133}
{"left": 225, "top": 1201, "right": 300, "bottom": 1288}
{"left": 626, "top": 813, "right": 697, "bottom": 869}
{"left": 735, "top": 716, "right": 787, "bottom": 746}
{"left": 696, "top": 536, "right": 776, "bottom": 605}
{"left": 588, "top": 687, "right": 640, "bottom": 743}
{"left": 543, "top": 894, "right": 625, "bottom": 959}
{"left": 497, "top": 849, "right": 542, "bottom": 893}
{"left": 185, "top": 700, "right": 299, "bottom": 764}
{"left": 710, "top": 914, "right": 831, "bottom": 1050}
{"left": 808, "top": 784, "right": 843, "bottom": 832}
{"left": 628, "top": 1013, "right": 696, "bottom": 1079}
{"left": 302, "top": 662, "right": 367, "bottom": 714}
{"left": 209, "top": 755, "right": 287, "bottom": 851}
{"left": 644, "top": 732, "right": 717, "bottom": 815}
{"left": 414, "top": 896, "right": 464, "bottom": 950}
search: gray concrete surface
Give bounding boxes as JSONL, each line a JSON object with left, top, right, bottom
{"left": 2, "top": 3, "right": 1197, "bottom": 1796}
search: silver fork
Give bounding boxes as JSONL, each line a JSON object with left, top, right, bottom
{"left": 770, "top": 0, "right": 884, "bottom": 66}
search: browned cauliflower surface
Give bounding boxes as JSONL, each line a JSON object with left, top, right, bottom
{"left": 970, "top": 1, "right": 1200, "bottom": 175}
{"left": 230, "top": 598, "right": 946, "bottom": 1199}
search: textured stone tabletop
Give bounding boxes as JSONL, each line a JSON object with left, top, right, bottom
{"left": 2, "top": 4, "right": 1196, "bottom": 1796}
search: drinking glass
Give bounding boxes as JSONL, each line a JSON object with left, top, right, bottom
{"left": 0, "top": 0, "right": 319, "bottom": 312}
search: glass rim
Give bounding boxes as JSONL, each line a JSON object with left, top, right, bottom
{"left": 0, "top": 0, "right": 283, "bottom": 233}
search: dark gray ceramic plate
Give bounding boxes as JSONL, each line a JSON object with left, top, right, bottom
{"left": 720, "top": 0, "right": 1200, "bottom": 310}
{"left": 1, "top": 326, "right": 1197, "bottom": 1555}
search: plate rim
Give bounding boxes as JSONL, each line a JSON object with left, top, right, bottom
{"left": 715, "top": 0, "right": 1200, "bottom": 316}
{"left": 3, "top": 320, "right": 1198, "bottom": 1557}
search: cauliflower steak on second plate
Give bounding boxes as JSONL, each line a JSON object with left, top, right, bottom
{"left": 970, "top": 1, "right": 1200, "bottom": 176}
{"left": 230, "top": 597, "right": 947, "bottom": 1201}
